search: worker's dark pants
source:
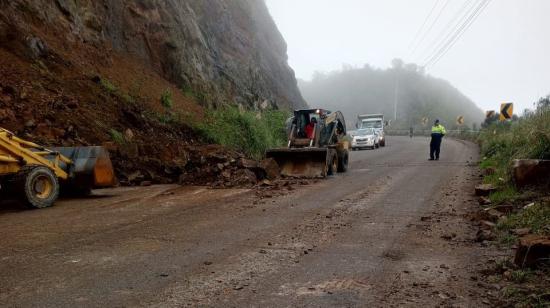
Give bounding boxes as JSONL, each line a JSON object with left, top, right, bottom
{"left": 430, "top": 134, "right": 443, "bottom": 159}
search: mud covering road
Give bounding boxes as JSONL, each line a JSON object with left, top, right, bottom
{"left": 0, "top": 137, "right": 495, "bottom": 307}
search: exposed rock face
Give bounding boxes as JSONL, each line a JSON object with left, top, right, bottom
{"left": 0, "top": 0, "right": 306, "bottom": 109}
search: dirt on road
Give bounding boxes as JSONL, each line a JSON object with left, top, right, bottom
{"left": 0, "top": 137, "right": 504, "bottom": 307}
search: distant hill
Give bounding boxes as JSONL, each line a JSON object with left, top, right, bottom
{"left": 298, "top": 60, "right": 484, "bottom": 130}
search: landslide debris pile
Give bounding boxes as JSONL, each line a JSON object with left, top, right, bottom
{"left": 0, "top": 0, "right": 305, "bottom": 186}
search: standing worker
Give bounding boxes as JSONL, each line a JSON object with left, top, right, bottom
{"left": 409, "top": 126, "right": 414, "bottom": 139}
{"left": 429, "top": 119, "right": 446, "bottom": 160}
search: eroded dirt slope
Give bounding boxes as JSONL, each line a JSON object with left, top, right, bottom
{"left": 0, "top": 0, "right": 303, "bottom": 185}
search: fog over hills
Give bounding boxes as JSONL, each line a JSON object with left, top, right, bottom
{"left": 298, "top": 59, "right": 485, "bottom": 130}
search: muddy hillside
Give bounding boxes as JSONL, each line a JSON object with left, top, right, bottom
{"left": 0, "top": 0, "right": 305, "bottom": 186}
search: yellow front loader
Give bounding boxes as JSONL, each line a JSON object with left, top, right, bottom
{"left": 266, "top": 109, "right": 350, "bottom": 178}
{"left": 0, "top": 128, "right": 116, "bottom": 209}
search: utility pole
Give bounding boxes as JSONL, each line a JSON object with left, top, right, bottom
{"left": 393, "top": 73, "right": 399, "bottom": 121}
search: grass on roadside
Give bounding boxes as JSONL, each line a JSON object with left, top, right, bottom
{"left": 496, "top": 202, "right": 550, "bottom": 236}
{"left": 488, "top": 186, "right": 520, "bottom": 204}
{"left": 501, "top": 285, "right": 550, "bottom": 308}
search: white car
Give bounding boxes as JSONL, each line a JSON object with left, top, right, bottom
{"left": 351, "top": 128, "right": 379, "bottom": 150}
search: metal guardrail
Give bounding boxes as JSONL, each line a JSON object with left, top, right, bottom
{"left": 385, "top": 129, "right": 479, "bottom": 137}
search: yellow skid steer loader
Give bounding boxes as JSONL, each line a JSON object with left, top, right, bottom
{"left": 0, "top": 128, "right": 116, "bottom": 209}
{"left": 266, "top": 109, "right": 350, "bottom": 178}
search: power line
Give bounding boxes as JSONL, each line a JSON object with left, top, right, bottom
{"left": 408, "top": 0, "right": 441, "bottom": 50}
{"left": 411, "top": 0, "right": 451, "bottom": 55}
{"left": 417, "top": 0, "right": 476, "bottom": 64}
{"left": 424, "top": 0, "right": 491, "bottom": 69}
{"left": 421, "top": 0, "right": 481, "bottom": 65}
{"left": 426, "top": 0, "right": 491, "bottom": 69}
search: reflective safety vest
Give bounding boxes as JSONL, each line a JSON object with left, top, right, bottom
{"left": 431, "top": 124, "right": 446, "bottom": 135}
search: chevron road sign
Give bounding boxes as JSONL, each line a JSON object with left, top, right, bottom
{"left": 500, "top": 103, "right": 513, "bottom": 121}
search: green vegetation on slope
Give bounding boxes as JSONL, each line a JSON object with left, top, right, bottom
{"left": 195, "top": 107, "right": 290, "bottom": 159}
{"left": 299, "top": 59, "right": 484, "bottom": 130}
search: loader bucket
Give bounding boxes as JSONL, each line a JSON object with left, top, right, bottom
{"left": 266, "top": 148, "right": 328, "bottom": 178}
{"left": 50, "top": 146, "right": 116, "bottom": 188}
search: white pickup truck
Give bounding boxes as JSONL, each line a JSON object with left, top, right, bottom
{"left": 356, "top": 114, "right": 386, "bottom": 147}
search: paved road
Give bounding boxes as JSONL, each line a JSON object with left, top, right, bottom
{"left": 0, "top": 136, "right": 485, "bottom": 307}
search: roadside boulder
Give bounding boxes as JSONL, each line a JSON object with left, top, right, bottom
{"left": 514, "top": 234, "right": 550, "bottom": 268}
{"left": 479, "top": 220, "right": 496, "bottom": 230}
{"left": 234, "top": 169, "right": 258, "bottom": 186}
{"left": 124, "top": 129, "right": 134, "bottom": 141}
{"left": 478, "top": 196, "right": 491, "bottom": 206}
{"left": 512, "top": 159, "right": 550, "bottom": 188}
{"left": 475, "top": 184, "right": 496, "bottom": 196}
{"left": 483, "top": 208, "right": 504, "bottom": 222}
{"left": 511, "top": 228, "right": 531, "bottom": 236}
{"left": 476, "top": 229, "right": 495, "bottom": 242}
{"left": 26, "top": 36, "right": 49, "bottom": 58}
{"left": 238, "top": 158, "right": 259, "bottom": 169}
{"left": 260, "top": 158, "right": 280, "bottom": 180}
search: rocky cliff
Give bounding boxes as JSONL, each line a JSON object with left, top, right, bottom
{"left": 0, "top": 0, "right": 305, "bottom": 109}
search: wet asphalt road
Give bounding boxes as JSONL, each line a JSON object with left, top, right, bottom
{"left": 0, "top": 136, "right": 480, "bottom": 307}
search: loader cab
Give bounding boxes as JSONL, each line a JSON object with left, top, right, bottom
{"left": 292, "top": 109, "right": 325, "bottom": 139}
{"left": 288, "top": 109, "right": 346, "bottom": 148}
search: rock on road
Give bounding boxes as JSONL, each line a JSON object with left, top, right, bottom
{"left": 0, "top": 137, "right": 489, "bottom": 307}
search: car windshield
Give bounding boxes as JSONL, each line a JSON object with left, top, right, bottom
{"left": 357, "top": 128, "right": 374, "bottom": 135}
{"left": 361, "top": 121, "right": 382, "bottom": 129}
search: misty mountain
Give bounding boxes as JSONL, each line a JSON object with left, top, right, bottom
{"left": 298, "top": 60, "right": 485, "bottom": 130}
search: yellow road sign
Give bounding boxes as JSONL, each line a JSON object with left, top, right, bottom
{"left": 421, "top": 117, "right": 429, "bottom": 126}
{"left": 456, "top": 116, "right": 465, "bottom": 125}
{"left": 486, "top": 110, "right": 495, "bottom": 119}
{"left": 500, "top": 103, "right": 513, "bottom": 121}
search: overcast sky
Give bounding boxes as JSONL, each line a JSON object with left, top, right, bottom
{"left": 265, "top": 0, "right": 550, "bottom": 113}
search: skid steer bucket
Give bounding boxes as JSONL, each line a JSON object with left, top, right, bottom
{"left": 266, "top": 148, "right": 328, "bottom": 178}
{"left": 50, "top": 146, "right": 116, "bottom": 188}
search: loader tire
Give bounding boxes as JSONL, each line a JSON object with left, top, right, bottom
{"left": 15, "top": 165, "right": 59, "bottom": 209}
{"left": 327, "top": 153, "right": 338, "bottom": 176}
{"left": 338, "top": 150, "right": 349, "bottom": 173}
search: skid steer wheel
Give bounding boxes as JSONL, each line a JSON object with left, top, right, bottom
{"left": 327, "top": 153, "right": 338, "bottom": 176}
{"left": 15, "top": 165, "right": 59, "bottom": 209}
{"left": 338, "top": 150, "right": 349, "bottom": 173}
